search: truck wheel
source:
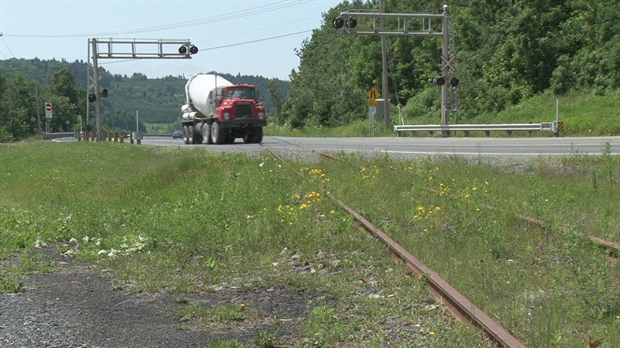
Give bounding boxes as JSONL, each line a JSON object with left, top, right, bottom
{"left": 195, "top": 129, "right": 203, "bottom": 144}
{"left": 183, "top": 125, "right": 190, "bottom": 144}
{"left": 188, "top": 125, "right": 196, "bottom": 144}
{"left": 203, "top": 122, "right": 213, "bottom": 144}
{"left": 211, "top": 121, "right": 225, "bottom": 144}
{"left": 251, "top": 127, "right": 263, "bottom": 143}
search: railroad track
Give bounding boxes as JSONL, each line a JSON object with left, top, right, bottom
{"left": 264, "top": 146, "right": 527, "bottom": 348}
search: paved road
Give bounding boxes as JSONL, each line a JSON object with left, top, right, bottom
{"left": 141, "top": 135, "right": 620, "bottom": 157}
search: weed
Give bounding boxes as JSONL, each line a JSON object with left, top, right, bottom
{"left": 2, "top": 143, "right": 619, "bottom": 347}
{"left": 209, "top": 339, "right": 244, "bottom": 348}
{"left": 254, "top": 324, "right": 282, "bottom": 348}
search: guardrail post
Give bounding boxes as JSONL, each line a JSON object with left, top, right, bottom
{"left": 464, "top": 131, "right": 469, "bottom": 137}
{"left": 485, "top": 131, "right": 490, "bottom": 137}
{"left": 506, "top": 130, "right": 512, "bottom": 136}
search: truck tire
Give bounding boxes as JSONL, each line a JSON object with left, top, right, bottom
{"left": 249, "top": 127, "right": 263, "bottom": 144}
{"left": 183, "top": 125, "right": 190, "bottom": 144}
{"left": 243, "top": 127, "right": 262, "bottom": 144}
{"left": 251, "top": 127, "right": 263, "bottom": 143}
{"left": 195, "top": 128, "right": 203, "bottom": 144}
{"left": 203, "top": 122, "right": 213, "bottom": 144}
{"left": 188, "top": 125, "right": 196, "bottom": 144}
{"left": 211, "top": 121, "right": 225, "bottom": 144}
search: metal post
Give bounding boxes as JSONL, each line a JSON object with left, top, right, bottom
{"left": 91, "top": 38, "right": 103, "bottom": 141}
{"left": 441, "top": 5, "right": 450, "bottom": 135}
{"left": 34, "top": 83, "right": 42, "bottom": 138}
{"left": 380, "top": 0, "right": 390, "bottom": 130}
{"left": 86, "top": 39, "right": 90, "bottom": 127}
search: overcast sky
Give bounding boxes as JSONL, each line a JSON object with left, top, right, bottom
{"left": 0, "top": 0, "right": 344, "bottom": 80}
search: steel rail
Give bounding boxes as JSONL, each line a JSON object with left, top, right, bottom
{"left": 427, "top": 188, "right": 619, "bottom": 259}
{"left": 329, "top": 194, "right": 526, "bottom": 348}
{"left": 519, "top": 216, "right": 620, "bottom": 258}
{"left": 264, "top": 147, "right": 526, "bottom": 347}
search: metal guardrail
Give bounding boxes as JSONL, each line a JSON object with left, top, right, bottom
{"left": 394, "top": 121, "right": 562, "bottom": 136}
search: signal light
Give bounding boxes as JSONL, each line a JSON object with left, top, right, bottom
{"left": 179, "top": 46, "right": 188, "bottom": 54}
{"left": 333, "top": 17, "right": 345, "bottom": 29}
{"left": 101, "top": 89, "right": 108, "bottom": 98}
{"left": 189, "top": 45, "right": 198, "bottom": 54}
{"left": 429, "top": 77, "right": 446, "bottom": 86}
{"left": 88, "top": 94, "right": 97, "bottom": 102}
{"left": 346, "top": 18, "right": 357, "bottom": 29}
{"left": 450, "top": 77, "right": 459, "bottom": 87}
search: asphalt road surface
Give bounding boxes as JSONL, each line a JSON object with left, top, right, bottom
{"left": 140, "top": 135, "right": 620, "bottom": 158}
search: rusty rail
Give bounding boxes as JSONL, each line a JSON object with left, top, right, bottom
{"left": 427, "top": 188, "right": 619, "bottom": 259}
{"left": 264, "top": 147, "right": 527, "bottom": 347}
{"left": 329, "top": 194, "right": 526, "bottom": 348}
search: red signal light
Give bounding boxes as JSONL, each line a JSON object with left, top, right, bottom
{"left": 333, "top": 18, "right": 345, "bottom": 29}
{"left": 450, "top": 77, "right": 459, "bottom": 87}
{"left": 101, "top": 89, "right": 108, "bottom": 98}
{"left": 347, "top": 18, "right": 357, "bottom": 29}
{"left": 179, "top": 46, "right": 188, "bottom": 54}
{"left": 189, "top": 45, "right": 198, "bottom": 54}
{"left": 88, "top": 94, "right": 97, "bottom": 102}
{"left": 431, "top": 77, "right": 446, "bottom": 86}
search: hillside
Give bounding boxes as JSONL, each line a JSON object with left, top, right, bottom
{"left": 0, "top": 58, "right": 289, "bottom": 126}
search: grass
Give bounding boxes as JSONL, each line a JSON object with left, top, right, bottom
{"left": 104, "top": 88, "right": 620, "bottom": 139}
{"left": 1, "top": 141, "right": 619, "bottom": 347}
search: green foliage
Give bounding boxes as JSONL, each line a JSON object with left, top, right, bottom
{"left": 254, "top": 324, "right": 282, "bottom": 348}
{"left": 0, "top": 59, "right": 289, "bottom": 140}
{"left": 282, "top": 0, "right": 620, "bottom": 129}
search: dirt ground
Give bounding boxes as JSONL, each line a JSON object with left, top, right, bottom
{"left": 0, "top": 248, "right": 324, "bottom": 348}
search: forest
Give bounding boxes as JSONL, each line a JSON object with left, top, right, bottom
{"left": 0, "top": 58, "right": 289, "bottom": 141}
{"left": 1, "top": 0, "right": 619, "bottom": 141}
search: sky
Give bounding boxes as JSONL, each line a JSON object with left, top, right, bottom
{"left": 0, "top": 0, "right": 344, "bottom": 81}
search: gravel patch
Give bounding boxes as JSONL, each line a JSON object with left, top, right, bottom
{"left": 0, "top": 248, "right": 323, "bottom": 347}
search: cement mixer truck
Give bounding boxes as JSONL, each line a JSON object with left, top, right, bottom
{"left": 180, "top": 73, "right": 267, "bottom": 144}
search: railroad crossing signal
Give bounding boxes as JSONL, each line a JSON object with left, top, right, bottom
{"left": 441, "top": 55, "right": 457, "bottom": 72}
{"left": 429, "top": 77, "right": 459, "bottom": 88}
{"left": 333, "top": 17, "right": 357, "bottom": 29}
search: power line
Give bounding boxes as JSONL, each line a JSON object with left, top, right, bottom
{"left": 0, "top": 34, "right": 16, "bottom": 58}
{"left": 2, "top": 0, "right": 313, "bottom": 38}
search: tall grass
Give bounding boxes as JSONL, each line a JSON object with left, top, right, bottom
{"left": 1, "top": 142, "right": 619, "bottom": 347}
{"left": 324, "top": 152, "right": 620, "bottom": 347}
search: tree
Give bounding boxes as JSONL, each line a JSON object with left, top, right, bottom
{"left": 266, "top": 78, "right": 284, "bottom": 125}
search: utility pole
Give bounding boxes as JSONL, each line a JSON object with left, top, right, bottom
{"left": 380, "top": 0, "right": 390, "bottom": 130}
{"left": 90, "top": 39, "right": 103, "bottom": 141}
{"left": 34, "top": 83, "right": 42, "bottom": 138}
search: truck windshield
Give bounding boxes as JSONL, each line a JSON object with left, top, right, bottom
{"left": 227, "top": 88, "right": 255, "bottom": 99}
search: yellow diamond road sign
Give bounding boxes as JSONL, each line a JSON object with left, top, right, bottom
{"left": 367, "top": 87, "right": 381, "bottom": 100}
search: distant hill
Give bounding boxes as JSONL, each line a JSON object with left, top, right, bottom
{"left": 0, "top": 58, "right": 290, "bottom": 125}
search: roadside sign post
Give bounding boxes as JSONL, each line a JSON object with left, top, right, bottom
{"left": 45, "top": 102, "right": 52, "bottom": 119}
